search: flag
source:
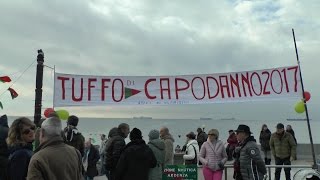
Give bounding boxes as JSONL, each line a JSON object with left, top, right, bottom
{"left": 0, "top": 102, "right": 3, "bottom": 109}
{"left": 125, "top": 87, "right": 141, "bottom": 99}
{"left": 0, "top": 76, "right": 11, "bottom": 83}
{"left": 8, "top": 87, "right": 18, "bottom": 99}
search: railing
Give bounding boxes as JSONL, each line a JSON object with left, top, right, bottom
{"left": 223, "top": 164, "right": 313, "bottom": 180}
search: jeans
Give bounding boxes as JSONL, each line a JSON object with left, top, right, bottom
{"left": 275, "top": 156, "right": 291, "bottom": 180}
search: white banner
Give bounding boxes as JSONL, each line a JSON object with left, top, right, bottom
{"left": 53, "top": 66, "right": 301, "bottom": 107}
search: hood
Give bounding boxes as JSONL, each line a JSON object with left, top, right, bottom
{"left": 187, "top": 139, "right": 198, "bottom": 146}
{"left": 262, "top": 129, "right": 271, "bottom": 134}
{"left": 123, "top": 139, "right": 146, "bottom": 151}
{"left": 149, "top": 139, "right": 165, "bottom": 150}
{"left": 108, "top": 128, "right": 119, "bottom": 138}
{"left": 161, "top": 134, "right": 175, "bottom": 142}
{"left": 245, "top": 136, "right": 256, "bottom": 143}
{"left": 0, "top": 115, "right": 8, "bottom": 127}
{"left": 9, "top": 142, "right": 33, "bottom": 154}
{"left": 64, "top": 126, "right": 82, "bottom": 142}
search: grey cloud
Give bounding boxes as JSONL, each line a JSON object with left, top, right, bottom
{"left": 0, "top": 0, "right": 319, "bottom": 120}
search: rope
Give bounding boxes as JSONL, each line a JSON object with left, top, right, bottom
{"left": 0, "top": 59, "right": 37, "bottom": 98}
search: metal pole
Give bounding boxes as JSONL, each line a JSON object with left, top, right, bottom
{"left": 268, "top": 167, "right": 271, "bottom": 180}
{"left": 53, "top": 65, "right": 55, "bottom": 109}
{"left": 292, "top": 28, "right": 317, "bottom": 169}
{"left": 224, "top": 167, "right": 227, "bottom": 180}
{"left": 34, "top": 49, "right": 44, "bottom": 127}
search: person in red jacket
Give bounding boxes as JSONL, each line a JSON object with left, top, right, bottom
{"left": 226, "top": 130, "right": 237, "bottom": 161}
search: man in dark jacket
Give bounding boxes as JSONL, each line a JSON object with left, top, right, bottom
{"left": 116, "top": 128, "right": 157, "bottom": 180}
{"left": 233, "top": 124, "right": 267, "bottom": 180}
{"left": 270, "top": 123, "right": 297, "bottom": 180}
{"left": 63, "top": 115, "right": 85, "bottom": 156}
{"left": 83, "top": 138, "right": 100, "bottom": 180}
{"left": 196, "top": 127, "right": 207, "bottom": 149}
{"left": 105, "top": 123, "right": 130, "bottom": 180}
{"left": 0, "top": 114, "right": 9, "bottom": 180}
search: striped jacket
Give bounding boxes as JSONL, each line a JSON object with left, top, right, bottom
{"left": 199, "top": 139, "right": 227, "bottom": 171}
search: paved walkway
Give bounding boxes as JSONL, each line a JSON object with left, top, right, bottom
{"left": 94, "top": 160, "right": 316, "bottom": 180}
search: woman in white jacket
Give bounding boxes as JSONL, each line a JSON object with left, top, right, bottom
{"left": 183, "top": 132, "right": 200, "bottom": 165}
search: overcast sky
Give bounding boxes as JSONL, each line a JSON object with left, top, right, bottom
{"left": 0, "top": 0, "right": 319, "bottom": 121}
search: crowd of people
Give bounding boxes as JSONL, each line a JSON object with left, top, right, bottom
{"left": 179, "top": 123, "right": 297, "bottom": 180}
{"left": 0, "top": 112, "right": 300, "bottom": 180}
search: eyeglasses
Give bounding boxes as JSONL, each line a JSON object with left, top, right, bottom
{"left": 22, "top": 126, "right": 36, "bottom": 135}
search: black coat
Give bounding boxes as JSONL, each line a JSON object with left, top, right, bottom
{"left": 197, "top": 131, "right": 207, "bottom": 148}
{"left": 0, "top": 114, "right": 9, "bottom": 180}
{"left": 8, "top": 143, "right": 33, "bottom": 180}
{"left": 115, "top": 139, "right": 157, "bottom": 180}
{"left": 63, "top": 126, "right": 85, "bottom": 156}
{"left": 0, "top": 115, "right": 9, "bottom": 157}
{"left": 286, "top": 129, "right": 297, "bottom": 144}
{"left": 105, "top": 129, "right": 126, "bottom": 171}
{"left": 259, "top": 129, "right": 271, "bottom": 151}
{"left": 85, "top": 145, "right": 100, "bottom": 178}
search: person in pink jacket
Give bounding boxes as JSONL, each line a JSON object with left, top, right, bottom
{"left": 199, "top": 129, "right": 227, "bottom": 180}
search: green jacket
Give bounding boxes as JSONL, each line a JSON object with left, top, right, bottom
{"left": 270, "top": 132, "right": 296, "bottom": 159}
{"left": 148, "top": 139, "right": 165, "bottom": 180}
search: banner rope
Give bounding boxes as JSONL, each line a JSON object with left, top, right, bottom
{"left": 0, "top": 59, "right": 36, "bottom": 98}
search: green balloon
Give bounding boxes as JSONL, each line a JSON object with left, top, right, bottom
{"left": 56, "top": 109, "right": 69, "bottom": 120}
{"left": 294, "top": 101, "right": 305, "bottom": 113}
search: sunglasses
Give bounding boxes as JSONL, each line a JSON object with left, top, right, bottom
{"left": 22, "top": 126, "right": 36, "bottom": 135}
{"left": 208, "top": 134, "right": 216, "bottom": 136}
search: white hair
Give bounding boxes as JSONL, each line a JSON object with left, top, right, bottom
{"left": 41, "top": 117, "right": 62, "bottom": 138}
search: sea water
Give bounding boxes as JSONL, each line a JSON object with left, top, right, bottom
{"left": 7, "top": 117, "right": 317, "bottom": 147}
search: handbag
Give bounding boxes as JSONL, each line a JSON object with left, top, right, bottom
{"left": 185, "top": 145, "right": 197, "bottom": 165}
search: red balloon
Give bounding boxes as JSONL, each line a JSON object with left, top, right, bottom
{"left": 44, "top": 108, "right": 55, "bottom": 118}
{"left": 304, "top": 91, "right": 311, "bottom": 101}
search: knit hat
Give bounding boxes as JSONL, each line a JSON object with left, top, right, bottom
{"left": 130, "top": 127, "right": 142, "bottom": 140}
{"left": 148, "top": 129, "right": 160, "bottom": 140}
{"left": 67, "top": 115, "right": 79, "bottom": 126}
